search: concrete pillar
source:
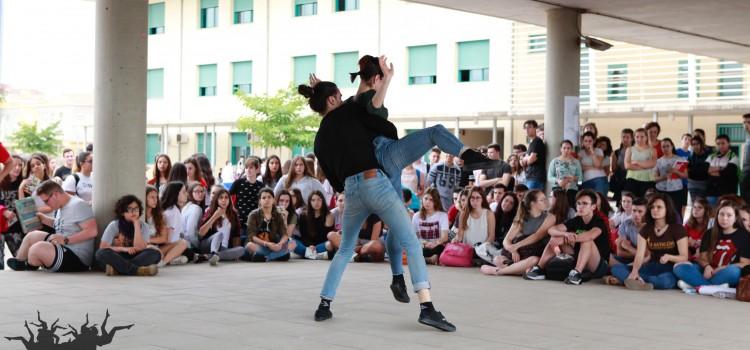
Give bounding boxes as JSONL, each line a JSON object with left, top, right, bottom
{"left": 492, "top": 117, "right": 498, "bottom": 145}
{"left": 93, "top": 0, "right": 148, "bottom": 234}
{"left": 545, "top": 9, "right": 581, "bottom": 164}
{"left": 688, "top": 114, "right": 694, "bottom": 133}
{"left": 454, "top": 117, "right": 460, "bottom": 138}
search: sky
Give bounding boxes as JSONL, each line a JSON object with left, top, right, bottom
{"left": 0, "top": 0, "right": 95, "bottom": 95}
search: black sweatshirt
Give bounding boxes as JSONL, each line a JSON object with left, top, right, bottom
{"left": 314, "top": 101, "right": 398, "bottom": 193}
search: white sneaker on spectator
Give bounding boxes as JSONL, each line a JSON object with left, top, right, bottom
{"left": 349, "top": 253, "right": 358, "bottom": 263}
{"left": 677, "top": 280, "right": 696, "bottom": 294}
{"left": 170, "top": 256, "right": 189, "bottom": 265}
{"left": 697, "top": 283, "right": 735, "bottom": 298}
{"left": 304, "top": 246, "right": 317, "bottom": 260}
{"left": 316, "top": 251, "right": 329, "bottom": 260}
{"left": 157, "top": 260, "right": 166, "bottom": 268}
{"left": 290, "top": 252, "right": 304, "bottom": 259}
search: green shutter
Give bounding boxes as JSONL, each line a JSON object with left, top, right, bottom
{"left": 230, "top": 132, "right": 251, "bottom": 164}
{"left": 293, "top": 55, "right": 316, "bottom": 85}
{"left": 292, "top": 145, "right": 305, "bottom": 157}
{"left": 717, "top": 124, "right": 745, "bottom": 144}
{"left": 458, "top": 40, "right": 489, "bottom": 70}
{"left": 295, "top": 0, "right": 316, "bottom": 4}
{"left": 334, "top": 51, "right": 358, "bottom": 88}
{"left": 233, "top": 61, "right": 252, "bottom": 85}
{"left": 234, "top": 0, "right": 253, "bottom": 12}
{"left": 149, "top": 3, "right": 165, "bottom": 29}
{"left": 147, "top": 69, "right": 164, "bottom": 99}
{"left": 201, "top": 0, "right": 218, "bottom": 8}
{"left": 146, "top": 134, "right": 161, "bottom": 164}
{"left": 199, "top": 64, "right": 217, "bottom": 87}
{"left": 408, "top": 45, "right": 437, "bottom": 78}
{"left": 196, "top": 133, "right": 214, "bottom": 163}
{"left": 607, "top": 63, "right": 628, "bottom": 101}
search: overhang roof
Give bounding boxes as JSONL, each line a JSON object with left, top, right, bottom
{"left": 406, "top": 0, "right": 750, "bottom": 63}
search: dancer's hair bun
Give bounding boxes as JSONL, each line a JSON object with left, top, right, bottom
{"left": 298, "top": 84, "right": 314, "bottom": 98}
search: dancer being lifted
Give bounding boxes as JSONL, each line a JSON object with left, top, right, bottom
{"left": 305, "top": 56, "right": 496, "bottom": 331}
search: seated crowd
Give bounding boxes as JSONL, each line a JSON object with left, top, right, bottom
{"left": 1, "top": 117, "right": 750, "bottom": 301}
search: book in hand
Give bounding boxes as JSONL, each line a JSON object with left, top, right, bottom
{"left": 14, "top": 197, "right": 42, "bottom": 234}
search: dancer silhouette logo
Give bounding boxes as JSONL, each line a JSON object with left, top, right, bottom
{"left": 5, "top": 310, "right": 133, "bottom": 349}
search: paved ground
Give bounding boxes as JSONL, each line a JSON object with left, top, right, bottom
{"left": 1, "top": 259, "right": 749, "bottom": 350}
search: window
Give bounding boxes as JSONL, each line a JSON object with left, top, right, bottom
{"left": 719, "top": 59, "right": 743, "bottom": 98}
{"left": 232, "top": 61, "right": 253, "bottom": 94}
{"left": 234, "top": 0, "right": 253, "bottom": 24}
{"left": 678, "top": 59, "right": 689, "bottom": 99}
{"left": 198, "top": 64, "right": 217, "bottom": 96}
{"left": 293, "top": 55, "right": 316, "bottom": 85}
{"left": 457, "top": 40, "right": 489, "bottom": 82}
{"left": 230, "top": 132, "right": 251, "bottom": 164}
{"left": 607, "top": 64, "right": 627, "bottom": 101}
{"left": 528, "top": 34, "right": 546, "bottom": 54}
{"left": 196, "top": 132, "right": 214, "bottom": 163}
{"left": 146, "top": 134, "right": 161, "bottom": 165}
{"left": 200, "top": 0, "right": 218, "bottom": 28}
{"left": 408, "top": 44, "right": 437, "bottom": 85}
{"left": 148, "top": 3, "right": 165, "bottom": 35}
{"left": 334, "top": 51, "right": 358, "bottom": 88}
{"left": 295, "top": 0, "right": 317, "bottom": 16}
{"left": 335, "top": 0, "right": 359, "bottom": 11}
{"left": 580, "top": 47, "right": 589, "bottom": 103}
{"left": 147, "top": 68, "right": 164, "bottom": 99}
{"left": 717, "top": 124, "right": 745, "bottom": 144}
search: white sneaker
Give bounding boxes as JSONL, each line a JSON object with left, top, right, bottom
{"left": 290, "top": 252, "right": 304, "bottom": 259}
{"left": 157, "top": 260, "right": 166, "bottom": 268}
{"left": 349, "top": 253, "right": 358, "bottom": 263}
{"left": 697, "top": 283, "right": 735, "bottom": 298}
{"left": 304, "top": 246, "right": 317, "bottom": 260}
{"left": 208, "top": 253, "right": 220, "bottom": 266}
{"left": 677, "top": 280, "right": 696, "bottom": 294}
{"left": 315, "top": 251, "right": 329, "bottom": 260}
{"left": 170, "top": 256, "right": 189, "bottom": 265}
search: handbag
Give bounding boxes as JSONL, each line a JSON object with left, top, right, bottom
{"left": 439, "top": 242, "right": 474, "bottom": 267}
{"left": 737, "top": 275, "right": 750, "bottom": 302}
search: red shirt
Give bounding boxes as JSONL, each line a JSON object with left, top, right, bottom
{"left": 652, "top": 140, "right": 663, "bottom": 158}
{"left": 0, "top": 142, "right": 10, "bottom": 163}
{"left": 448, "top": 205, "right": 459, "bottom": 227}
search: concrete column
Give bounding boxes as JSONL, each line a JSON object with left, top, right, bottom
{"left": 492, "top": 117, "right": 498, "bottom": 144}
{"left": 688, "top": 114, "right": 694, "bottom": 133}
{"left": 545, "top": 9, "right": 581, "bottom": 163}
{"left": 454, "top": 117, "right": 460, "bottom": 138}
{"left": 94, "top": 0, "right": 148, "bottom": 234}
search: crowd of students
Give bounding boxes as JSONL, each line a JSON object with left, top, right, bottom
{"left": 2, "top": 112, "right": 750, "bottom": 300}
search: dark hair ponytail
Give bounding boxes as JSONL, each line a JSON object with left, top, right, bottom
{"left": 297, "top": 82, "right": 338, "bottom": 114}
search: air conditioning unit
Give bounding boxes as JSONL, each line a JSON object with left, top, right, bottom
{"left": 176, "top": 134, "right": 189, "bottom": 144}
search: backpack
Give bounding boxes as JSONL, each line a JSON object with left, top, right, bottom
{"left": 546, "top": 254, "right": 576, "bottom": 281}
{"left": 439, "top": 242, "right": 474, "bottom": 267}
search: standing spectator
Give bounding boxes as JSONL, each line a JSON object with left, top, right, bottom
{"left": 273, "top": 156, "right": 325, "bottom": 207}
{"left": 513, "top": 144, "right": 527, "bottom": 157}
{"left": 611, "top": 129, "right": 634, "bottom": 205}
{"left": 579, "top": 132, "right": 608, "bottom": 195}
{"left": 654, "top": 138, "right": 688, "bottom": 220}
{"left": 184, "top": 157, "right": 207, "bottom": 188}
{"left": 507, "top": 153, "right": 525, "bottom": 188}
{"left": 148, "top": 154, "right": 172, "bottom": 190}
{"left": 7, "top": 181, "right": 98, "bottom": 272}
{"left": 520, "top": 120, "right": 546, "bottom": 190}
{"left": 645, "top": 121, "right": 663, "bottom": 158}
{"left": 220, "top": 161, "right": 235, "bottom": 189}
{"left": 583, "top": 122, "right": 598, "bottom": 138}
{"left": 18, "top": 153, "right": 53, "bottom": 214}
{"left": 262, "top": 155, "right": 283, "bottom": 189}
{"left": 611, "top": 193, "right": 688, "bottom": 290}
{"left": 167, "top": 162, "right": 188, "bottom": 185}
{"left": 548, "top": 140, "right": 582, "bottom": 202}
{"left": 53, "top": 148, "right": 75, "bottom": 181}
{"left": 95, "top": 195, "right": 160, "bottom": 276}
{"left": 401, "top": 163, "right": 426, "bottom": 211}
{"left": 688, "top": 135, "right": 710, "bottom": 201}
{"left": 62, "top": 151, "right": 94, "bottom": 205}
{"left": 624, "top": 128, "right": 656, "bottom": 198}
{"left": 741, "top": 113, "right": 750, "bottom": 204}
{"left": 193, "top": 153, "right": 216, "bottom": 190}
{"left": 427, "top": 147, "right": 441, "bottom": 174}
{"left": 478, "top": 144, "right": 512, "bottom": 189}
{"left": 428, "top": 153, "right": 462, "bottom": 211}
{"left": 229, "top": 156, "right": 264, "bottom": 232}
{"left": 706, "top": 135, "right": 740, "bottom": 207}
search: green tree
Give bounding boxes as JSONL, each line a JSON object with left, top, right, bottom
{"left": 236, "top": 85, "right": 320, "bottom": 149}
{"left": 9, "top": 121, "right": 62, "bottom": 154}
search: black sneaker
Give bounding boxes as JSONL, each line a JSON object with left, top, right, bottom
{"left": 523, "top": 265, "right": 545, "bottom": 280}
{"left": 459, "top": 149, "right": 502, "bottom": 171}
{"left": 564, "top": 269, "right": 583, "bottom": 285}
{"left": 390, "top": 276, "right": 410, "bottom": 303}
{"left": 7, "top": 258, "right": 29, "bottom": 271}
{"left": 418, "top": 309, "right": 456, "bottom": 332}
{"left": 314, "top": 304, "right": 332, "bottom": 322}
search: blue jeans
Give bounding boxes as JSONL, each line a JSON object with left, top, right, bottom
{"left": 254, "top": 241, "right": 290, "bottom": 261}
{"left": 320, "top": 170, "right": 430, "bottom": 300}
{"left": 373, "top": 124, "right": 464, "bottom": 196}
{"left": 292, "top": 238, "right": 327, "bottom": 256}
{"left": 707, "top": 196, "right": 719, "bottom": 208}
{"left": 673, "top": 263, "right": 742, "bottom": 287}
{"left": 611, "top": 262, "right": 677, "bottom": 289}
{"left": 582, "top": 176, "right": 609, "bottom": 195}
{"left": 526, "top": 179, "right": 544, "bottom": 191}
